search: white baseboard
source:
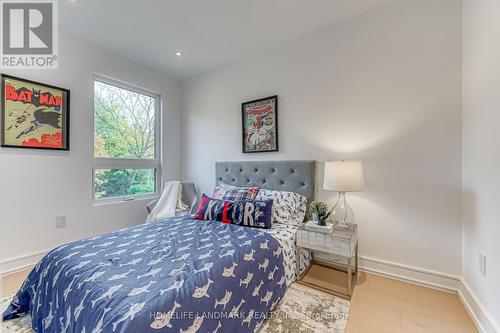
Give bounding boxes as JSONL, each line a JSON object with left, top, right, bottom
{"left": 458, "top": 279, "right": 500, "bottom": 333}
{"left": 359, "top": 255, "right": 460, "bottom": 293}
{"left": 0, "top": 249, "right": 49, "bottom": 277}
{"left": 358, "top": 256, "right": 499, "bottom": 333}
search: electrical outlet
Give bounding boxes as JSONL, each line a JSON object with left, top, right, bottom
{"left": 56, "top": 216, "right": 67, "bottom": 229}
{"left": 479, "top": 252, "right": 487, "bottom": 276}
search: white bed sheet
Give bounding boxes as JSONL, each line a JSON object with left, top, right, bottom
{"left": 264, "top": 222, "right": 312, "bottom": 286}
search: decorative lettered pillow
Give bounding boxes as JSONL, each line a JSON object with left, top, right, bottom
{"left": 195, "top": 194, "right": 273, "bottom": 229}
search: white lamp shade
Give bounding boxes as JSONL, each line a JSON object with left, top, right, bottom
{"left": 323, "top": 160, "right": 365, "bottom": 192}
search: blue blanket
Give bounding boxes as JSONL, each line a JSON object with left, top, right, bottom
{"left": 3, "top": 216, "right": 286, "bottom": 332}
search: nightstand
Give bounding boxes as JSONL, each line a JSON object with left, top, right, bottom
{"left": 296, "top": 224, "right": 358, "bottom": 299}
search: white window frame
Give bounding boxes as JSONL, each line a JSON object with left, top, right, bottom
{"left": 92, "top": 74, "right": 162, "bottom": 203}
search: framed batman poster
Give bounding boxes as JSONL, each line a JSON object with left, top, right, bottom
{"left": 1, "top": 74, "right": 70, "bottom": 150}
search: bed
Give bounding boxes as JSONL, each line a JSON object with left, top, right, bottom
{"left": 3, "top": 160, "right": 315, "bottom": 333}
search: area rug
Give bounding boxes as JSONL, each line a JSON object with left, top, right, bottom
{"left": 0, "top": 283, "right": 350, "bottom": 333}
{"left": 260, "top": 283, "right": 350, "bottom": 333}
{"left": 0, "top": 296, "right": 31, "bottom": 333}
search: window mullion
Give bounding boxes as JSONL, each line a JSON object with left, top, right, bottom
{"left": 94, "top": 158, "right": 159, "bottom": 170}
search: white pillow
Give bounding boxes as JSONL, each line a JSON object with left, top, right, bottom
{"left": 255, "top": 189, "right": 307, "bottom": 226}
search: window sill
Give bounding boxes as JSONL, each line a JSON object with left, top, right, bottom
{"left": 92, "top": 194, "right": 160, "bottom": 207}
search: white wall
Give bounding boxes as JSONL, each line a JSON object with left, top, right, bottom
{"left": 0, "top": 36, "right": 181, "bottom": 266}
{"left": 462, "top": 0, "right": 500, "bottom": 329}
{"left": 182, "top": 0, "right": 463, "bottom": 277}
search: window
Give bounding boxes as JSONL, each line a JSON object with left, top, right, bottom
{"left": 93, "top": 77, "right": 161, "bottom": 201}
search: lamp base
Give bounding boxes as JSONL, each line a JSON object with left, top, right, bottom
{"left": 334, "top": 221, "right": 355, "bottom": 229}
{"left": 330, "top": 192, "right": 355, "bottom": 227}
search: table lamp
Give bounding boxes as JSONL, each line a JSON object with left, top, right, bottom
{"left": 323, "top": 160, "right": 365, "bottom": 228}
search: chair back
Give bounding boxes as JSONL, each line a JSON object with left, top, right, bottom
{"left": 180, "top": 182, "right": 198, "bottom": 213}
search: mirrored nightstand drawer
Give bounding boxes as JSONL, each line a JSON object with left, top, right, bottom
{"left": 296, "top": 225, "right": 357, "bottom": 257}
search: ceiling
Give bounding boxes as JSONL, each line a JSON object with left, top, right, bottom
{"left": 60, "top": 0, "right": 396, "bottom": 79}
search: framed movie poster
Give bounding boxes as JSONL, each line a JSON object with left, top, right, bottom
{"left": 1, "top": 74, "right": 70, "bottom": 150}
{"left": 242, "top": 95, "right": 278, "bottom": 153}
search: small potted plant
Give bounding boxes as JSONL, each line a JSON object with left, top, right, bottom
{"left": 309, "top": 201, "right": 329, "bottom": 226}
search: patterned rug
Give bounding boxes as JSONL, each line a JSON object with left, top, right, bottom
{"left": 0, "top": 283, "right": 350, "bottom": 333}
{"left": 260, "top": 284, "right": 350, "bottom": 333}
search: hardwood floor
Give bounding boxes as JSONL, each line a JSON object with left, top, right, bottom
{"left": 1, "top": 269, "right": 477, "bottom": 332}
{"left": 1, "top": 269, "right": 30, "bottom": 299}
{"left": 347, "top": 272, "right": 478, "bottom": 333}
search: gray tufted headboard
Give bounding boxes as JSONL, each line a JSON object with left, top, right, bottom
{"left": 215, "top": 160, "right": 316, "bottom": 205}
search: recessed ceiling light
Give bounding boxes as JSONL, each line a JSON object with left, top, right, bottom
{"left": 175, "top": 51, "right": 183, "bottom": 57}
